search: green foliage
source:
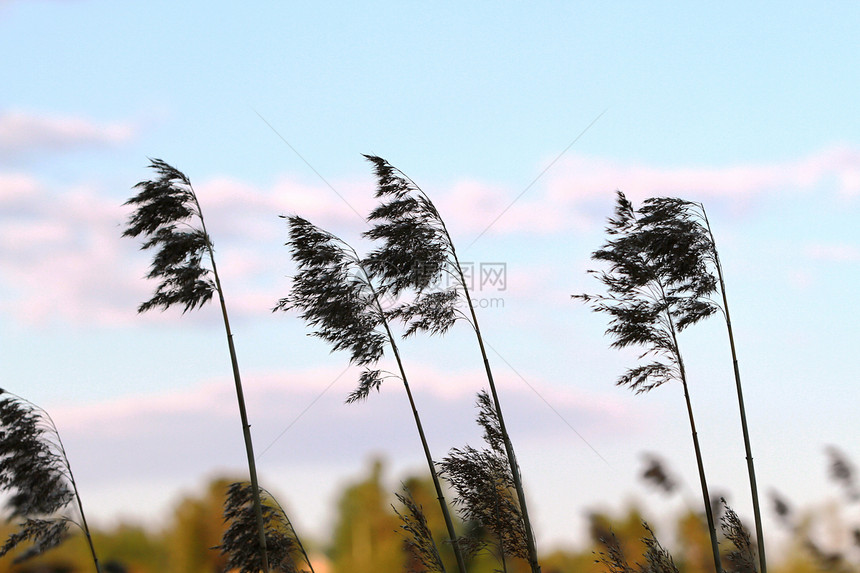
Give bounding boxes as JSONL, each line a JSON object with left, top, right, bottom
{"left": 122, "top": 158, "right": 215, "bottom": 314}
{"left": 2, "top": 468, "right": 858, "bottom": 573}
{"left": 165, "top": 477, "right": 231, "bottom": 573}
{"left": 91, "top": 523, "right": 169, "bottom": 572}
{"left": 674, "top": 509, "right": 715, "bottom": 573}
{"left": 329, "top": 459, "right": 404, "bottom": 573}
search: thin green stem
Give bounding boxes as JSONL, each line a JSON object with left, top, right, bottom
{"left": 20, "top": 397, "right": 102, "bottom": 573}
{"left": 56, "top": 434, "right": 101, "bottom": 573}
{"left": 701, "top": 206, "right": 766, "bottom": 573}
{"left": 660, "top": 285, "right": 722, "bottom": 573}
{"left": 194, "top": 196, "right": 270, "bottom": 573}
{"left": 443, "top": 228, "right": 541, "bottom": 573}
{"left": 363, "top": 267, "right": 466, "bottom": 573}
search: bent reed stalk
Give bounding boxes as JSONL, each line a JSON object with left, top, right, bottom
{"left": 123, "top": 159, "right": 269, "bottom": 572}
{"left": 640, "top": 196, "right": 766, "bottom": 571}
{"left": 277, "top": 216, "right": 467, "bottom": 573}
{"left": 697, "top": 202, "right": 766, "bottom": 573}
{"left": 574, "top": 192, "right": 723, "bottom": 573}
{"left": 362, "top": 155, "right": 541, "bottom": 573}
{"left": 0, "top": 390, "right": 101, "bottom": 572}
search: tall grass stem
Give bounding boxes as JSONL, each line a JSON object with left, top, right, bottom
{"left": 195, "top": 195, "right": 270, "bottom": 573}
{"left": 446, "top": 226, "right": 541, "bottom": 573}
{"left": 700, "top": 205, "right": 766, "bottom": 573}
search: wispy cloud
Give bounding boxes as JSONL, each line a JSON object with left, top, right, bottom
{"left": 48, "top": 362, "right": 637, "bottom": 488}
{"left": 0, "top": 110, "right": 135, "bottom": 159}
{"left": 437, "top": 145, "right": 860, "bottom": 237}
{"left": 549, "top": 146, "right": 860, "bottom": 201}
{"left": 39, "top": 361, "right": 640, "bottom": 532}
{"left": 0, "top": 170, "right": 367, "bottom": 327}
{"left": 3, "top": 146, "right": 856, "bottom": 327}
{"left": 0, "top": 173, "right": 145, "bottom": 325}
{"left": 196, "top": 173, "right": 374, "bottom": 242}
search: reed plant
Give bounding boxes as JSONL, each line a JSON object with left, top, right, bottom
{"left": 439, "top": 390, "right": 530, "bottom": 572}
{"left": 720, "top": 499, "right": 757, "bottom": 573}
{"left": 393, "top": 484, "right": 447, "bottom": 573}
{"left": 634, "top": 197, "right": 767, "bottom": 573}
{"left": 361, "top": 155, "right": 542, "bottom": 573}
{"left": 594, "top": 524, "right": 679, "bottom": 573}
{"left": 595, "top": 503, "right": 756, "bottom": 573}
{"left": 275, "top": 215, "right": 467, "bottom": 573}
{"left": 218, "top": 481, "right": 315, "bottom": 573}
{"left": 0, "top": 390, "right": 101, "bottom": 572}
{"left": 574, "top": 191, "right": 722, "bottom": 573}
{"left": 122, "top": 159, "right": 270, "bottom": 572}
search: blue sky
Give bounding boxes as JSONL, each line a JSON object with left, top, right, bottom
{"left": 2, "top": 0, "right": 859, "bottom": 555}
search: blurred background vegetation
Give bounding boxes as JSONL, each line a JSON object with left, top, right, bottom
{"left": 0, "top": 455, "right": 857, "bottom": 573}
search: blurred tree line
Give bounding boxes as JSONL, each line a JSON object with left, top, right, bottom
{"left": 0, "top": 457, "right": 856, "bottom": 573}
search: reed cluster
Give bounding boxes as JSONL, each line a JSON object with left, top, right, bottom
{"left": 2, "top": 156, "right": 821, "bottom": 573}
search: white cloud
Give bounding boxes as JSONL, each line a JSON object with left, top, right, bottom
{"left": 547, "top": 146, "right": 860, "bottom": 202}
{"left": 0, "top": 110, "right": 135, "bottom": 159}
{"left": 3, "top": 146, "right": 857, "bottom": 327}
{"left": 432, "top": 146, "right": 860, "bottom": 237}
{"left": 0, "top": 172, "right": 42, "bottom": 203}
{"left": 196, "top": 173, "right": 372, "bottom": 244}
{"left": 0, "top": 174, "right": 144, "bottom": 325}
{"left": 0, "top": 170, "right": 365, "bottom": 327}
{"left": 49, "top": 362, "right": 638, "bottom": 490}
{"left": 37, "top": 361, "right": 642, "bottom": 539}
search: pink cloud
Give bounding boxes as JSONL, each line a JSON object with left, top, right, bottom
{"left": 46, "top": 361, "right": 637, "bottom": 484}
{"left": 0, "top": 110, "right": 135, "bottom": 158}
{"left": 548, "top": 146, "right": 860, "bottom": 202}
{"left": 433, "top": 146, "right": 860, "bottom": 237}
{"left": 0, "top": 176, "right": 146, "bottom": 326}
{"left": 4, "top": 145, "right": 857, "bottom": 327}
{"left": 198, "top": 174, "right": 373, "bottom": 242}
{"left": 34, "top": 361, "right": 642, "bottom": 534}
{"left": 0, "top": 170, "right": 370, "bottom": 328}
{"left": 0, "top": 172, "right": 42, "bottom": 204}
